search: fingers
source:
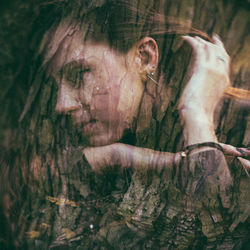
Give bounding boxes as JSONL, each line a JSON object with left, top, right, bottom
{"left": 195, "top": 35, "right": 208, "bottom": 44}
{"left": 238, "top": 157, "right": 250, "bottom": 169}
{"left": 182, "top": 34, "right": 228, "bottom": 56}
{"left": 219, "top": 143, "right": 250, "bottom": 157}
{"left": 212, "top": 34, "right": 225, "bottom": 48}
{"left": 182, "top": 34, "right": 225, "bottom": 48}
{"left": 182, "top": 35, "right": 200, "bottom": 49}
{"left": 238, "top": 157, "right": 250, "bottom": 177}
{"left": 182, "top": 35, "right": 211, "bottom": 49}
{"left": 182, "top": 34, "right": 230, "bottom": 75}
{"left": 219, "top": 142, "right": 250, "bottom": 177}
{"left": 236, "top": 147, "right": 250, "bottom": 157}
{"left": 182, "top": 35, "right": 207, "bottom": 67}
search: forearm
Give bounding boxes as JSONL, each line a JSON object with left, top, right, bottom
{"left": 83, "top": 143, "right": 179, "bottom": 173}
{"left": 179, "top": 106, "right": 218, "bottom": 146}
{"left": 178, "top": 35, "right": 230, "bottom": 149}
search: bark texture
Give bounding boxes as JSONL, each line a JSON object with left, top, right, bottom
{"left": 0, "top": 0, "right": 249, "bottom": 249}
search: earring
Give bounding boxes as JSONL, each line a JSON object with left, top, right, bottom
{"left": 146, "top": 71, "right": 158, "bottom": 85}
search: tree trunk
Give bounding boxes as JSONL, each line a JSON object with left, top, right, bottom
{"left": 0, "top": 0, "right": 249, "bottom": 249}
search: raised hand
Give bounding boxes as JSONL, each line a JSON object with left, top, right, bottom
{"left": 179, "top": 35, "right": 230, "bottom": 116}
{"left": 179, "top": 35, "right": 231, "bottom": 146}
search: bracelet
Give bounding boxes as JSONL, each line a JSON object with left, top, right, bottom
{"left": 181, "top": 142, "right": 224, "bottom": 157}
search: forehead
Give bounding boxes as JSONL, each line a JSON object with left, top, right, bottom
{"left": 50, "top": 36, "right": 102, "bottom": 71}
{"left": 43, "top": 18, "right": 111, "bottom": 73}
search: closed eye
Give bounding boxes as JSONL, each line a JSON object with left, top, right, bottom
{"left": 59, "top": 61, "right": 91, "bottom": 89}
{"left": 66, "top": 68, "right": 90, "bottom": 88}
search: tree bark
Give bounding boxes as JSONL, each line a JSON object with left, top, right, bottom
{"left": 0, "top": 0, "right": 249, "bottom": 249}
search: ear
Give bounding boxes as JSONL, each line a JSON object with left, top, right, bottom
{"left": 136, "top": 37, "right": 159, "bottom": 77}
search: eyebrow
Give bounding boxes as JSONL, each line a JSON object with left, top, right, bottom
{"left": 58, "top": 59, "right": 88, "bottom": 73}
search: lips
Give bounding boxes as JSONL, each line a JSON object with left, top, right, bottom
{"left": 70, "top": 120, "right": 95, "bottom": 136}
{"left": 70, "top": 109, "right": 104, "bottom": 138}
{"left": 70, "top": 109, "right": 94, "bottom": 130}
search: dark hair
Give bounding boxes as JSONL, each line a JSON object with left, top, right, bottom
{"left": 39, "top": 0, "right": 211, "bottom": 60}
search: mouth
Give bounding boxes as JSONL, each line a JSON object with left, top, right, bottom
{"left": 81, "top": 119, "right": 98, "bottom": 135}
{"left": 70, "top": 109, "right": 96, "bottom": 133}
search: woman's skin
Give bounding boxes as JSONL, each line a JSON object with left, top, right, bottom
{"left": 51, "top": 30, "right": 157, "bottom": 146}
{"left": 179, "top": 35, "right": 230, "bottom": 146}
{"left": 83, "top": 35, "right": 250, "bottom": 171}
{"left": 49, "top": 23, "right": 249, "bottom": 171}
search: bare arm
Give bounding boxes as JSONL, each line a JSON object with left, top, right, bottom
{"left": 178, "top": 35, "right": 230, "bottom": 147}
{"left": 83, "top": 143, "right": 180, "bottom": 173}
{"left": 83, "top": 35, "right": 249, "bottom": 173}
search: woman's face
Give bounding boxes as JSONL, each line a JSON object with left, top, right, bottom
{"left": 49, "top": 31, "right": 145, "bottom": 146}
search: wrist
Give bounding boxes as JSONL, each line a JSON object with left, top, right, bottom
{"left": 183, "top": 142, "right": 223, "bottom": 156}
{"left": 179, "top": 105, "right": 213, "bottom": 125}
{"left": 179, "top": 107, "right": 217, "bottom": 146}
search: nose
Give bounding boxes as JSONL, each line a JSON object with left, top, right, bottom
{"left": 56, "top": 84, "right": 81, "bottom": 114}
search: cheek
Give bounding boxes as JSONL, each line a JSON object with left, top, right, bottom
{"left": 118, "top": 75, "right": 143, "bottom": 118}
{"left": 91, "top": 91, "right": 120, "bottom": 121}
{"left": 91, "top": 94, "right": 109, "bottom": 117}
